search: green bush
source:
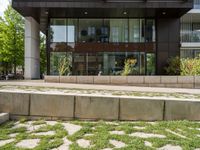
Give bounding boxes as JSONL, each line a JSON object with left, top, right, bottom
{"left": 165, "top": 56, "right": 200, "bottom": 76}
{"left": 164, "top": 56, "right": 180, "bottom": 75}
{"left": 181, "top": 57, "right": 200, "bottom": 76}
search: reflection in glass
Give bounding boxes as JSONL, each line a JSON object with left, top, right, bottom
{"left": 105, "top": 19, "right": 129, "bottom": 43}
{"left": 67, "top": 19, "right": 78, "bottom": 43}
{"left": 145, "top": 19, "right": 156, "bottom": 42}
{"left": 146, "top": 53, "right": 156, "bottom": 75}
{"left": 129, "top": 19, "right": 145, "bottom": 42}
{"left": 50, "top": 19, "right": 67, "bottom": 43}
{"left": 50, "top": 51, "right": 156, "bottom": 76}
{"left": 181, "top": 49, "right": 200, "bottom": 58}
{"left": 50, "top": 52, "right": 72, "bottom": 75}
{"left": 79, "top": 19, "right": 103, "bottom": 43}
{"left": 73, "top": 53, "right": 86, "bottom": 75}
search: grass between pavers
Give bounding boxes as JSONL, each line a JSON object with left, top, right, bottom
{"left": 0, "top": 85, "right": 200, "bottom": 100}
{"left": 0, "top": 120, "right": 200, "bottom": 150}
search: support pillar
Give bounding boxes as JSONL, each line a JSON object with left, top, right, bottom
{"left": 24, "top": 17, "right": 40, "bottom": 79}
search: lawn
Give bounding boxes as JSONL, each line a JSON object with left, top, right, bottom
{"left": 0, "top": 120, "right": 200, "bottom": 150}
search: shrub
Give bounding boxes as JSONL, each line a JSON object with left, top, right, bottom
{"left": 180, "top": 57, "right": 200, "bottom": 76}
{"left": 164, "top": 56, "right": 180, "bottom": 75}
{"left": 121, "top": 58, "right": 137, "bottom": 76}
{"left": 165, "top": 56, "right": 200, "bottom": 76}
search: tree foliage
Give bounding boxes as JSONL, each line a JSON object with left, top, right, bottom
{"left": 40, "top": 34, "right": 46, "bottom": 74}
{"left": 0, "top": 5, "right": 24, "bottom": 74}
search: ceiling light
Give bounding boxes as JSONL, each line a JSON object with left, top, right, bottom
{"left": 123, "top": 11, "right": 127, "bottom": 15}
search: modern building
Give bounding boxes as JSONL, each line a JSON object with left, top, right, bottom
{"left": 12, "top": 0, "right": 193, "bottom": 79}
{"left": 181, "top": 0, "right": 200, "bottom": 58}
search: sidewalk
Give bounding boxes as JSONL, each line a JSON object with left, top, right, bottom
{"left": 0, "top": 80, "right": 200, "bottom": 94}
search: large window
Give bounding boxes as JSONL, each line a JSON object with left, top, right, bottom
{"left": 50, "top": 18, "right": 155, "bottom": 44}
{"left": 49, "top": 18, "right": 156, "bottom": 75}
{"left": 51, "top": 52, "right": 154, "bottom": 76}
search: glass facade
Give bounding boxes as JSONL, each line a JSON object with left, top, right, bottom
{"left": 49, "top": 18, "right": 156, "bottom": 75}
{"left": 180, "top": 0, "right": 200, "bottom": 59}
{"left": 181, "top": 22, "right": 200, "bottom": 43}
{"left": 194, "top": 0, "right": 200, "bottom": 9}
{"left": 181, "top": 49, "right": 200, "bottom": 58}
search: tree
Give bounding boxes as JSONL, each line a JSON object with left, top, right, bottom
{"left": 0, "top": 5, "right": 24, "bottom": 75}
{"left": 40, "top": 34, "right": 46, "bottom": 75}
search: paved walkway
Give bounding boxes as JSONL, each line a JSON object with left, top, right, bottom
{"left": 0, "top": 80, "right": 200, "bottom": 94}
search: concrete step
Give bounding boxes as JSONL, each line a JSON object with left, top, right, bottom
{"left": 0, "top": 113, "right": 9, "bottom": 124}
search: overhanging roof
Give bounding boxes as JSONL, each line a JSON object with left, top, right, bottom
{"left": 12, "top": 0, "right": 194, "bottom": 33}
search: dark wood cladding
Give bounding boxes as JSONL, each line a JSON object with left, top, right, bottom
{"left": 50, "top": 43, "right": 156, "bottom": 53}
{"left": 156, "top": 18, "right": 181, "bottom": 75}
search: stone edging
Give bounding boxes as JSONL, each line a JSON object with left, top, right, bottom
{"left": 0, "top": 91, "right": 200, "bottom": 121}
{"left": 44, "top": 76, "right": 200, "bottom": 89}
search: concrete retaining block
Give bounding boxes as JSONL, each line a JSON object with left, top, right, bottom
{"left": 77, "top": 76, "right": 94, "bottom": 84}
{"left": 45, "top": 76, "right": 60, "bottom": 83}
{"left": 181, "top": 84, "right": 194, "bottom": 89}
{"left": 120, "top": 98, "right": 164, "bottom": 121}
{"left": 161, "top": 76, "right": 177, "bottom": 84}
{"left": 0, "top": 92, "right": 30, "bottom": 115}
{"left": 165, "top": 84, "right": 183, "bottom": 88}
{"left": 94, "top": 76, "right": 110, "bottom": 84}
{"left": 30, "top": 94, "right": 74, "bottom": 118}
{"left": 110, "top": 76, "right": 127, "bottom": 85}
{"left": 127, "top": 76, "right": 144, "bottom": 84}
{"left": 165, "top": 100, "right": 200, "bottom": 120}
{"left": 60, "top": 76, "right": 77, "bottom": 83}
{"left": 149, "top": 84, "right": 166, "bottom": 87}
{"left": 195, "top": 76, "right": 200, "bottom": 84}
{"left": 0, "top": 113, "right": 9, "bottom": 124}
{"left": 178, "top": 76, "right": 194, "bottom": 84}
{"left": 144, "top": 76, "right": 161, "bottom": 84}
{"left": 75, "top": 96, "right": 119, "bottom": 120}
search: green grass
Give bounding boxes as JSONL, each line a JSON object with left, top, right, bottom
{"left": 0, "top": 120, "right": 200, "bottom": 150}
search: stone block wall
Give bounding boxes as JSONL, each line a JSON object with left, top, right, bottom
{"left": 1, "top": 91, "right": 200, "bottom": 121}
{"left": 45, "top": 76, "right": 200, "bottom": 89}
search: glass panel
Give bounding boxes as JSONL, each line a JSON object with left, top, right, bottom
{"left": 105, "top": 19, "right": 128, "bottom": 43}
{"left": 50, "top": 19, "right": 67, "bottom": 43}
{"left": 180, "top": 49, "right": 200, "bottom": 58}
{"left": 194, "top": 50, "right": 200, "bottom": 57}
{"left": 126, "top": 52, "right": 140, "bottom": 75}
{"left": 79, "top": 19, "right": 103, "bottom": 43}
{"left": 140, "top": 52, "right": 146, "bottom": 75}
{"left": 67, "top": 19, "right": 78, "bottom": 43}
{"left": 73, "top": 53, "right": 86, "bottom": 75}
{"left": 129, "top": 19, "right": 140, "bottom": 42}
{"left": 194, "top": 0, "right": 200, "bottom": 9}
{"left": 181, "top": 20, "right": 200, "bottom": 42}
{"left": 146, "top": 53, "right": 156, "bottom": 75}
{"left": 50, "top": 52, "right": 65, "bottom": 75}
{"left": 145, "top": 19, "right": 156, "bottom": 42}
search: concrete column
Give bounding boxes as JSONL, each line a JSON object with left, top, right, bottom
{"left": 24, "top": 17, "right": 40, "bottom": 79}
